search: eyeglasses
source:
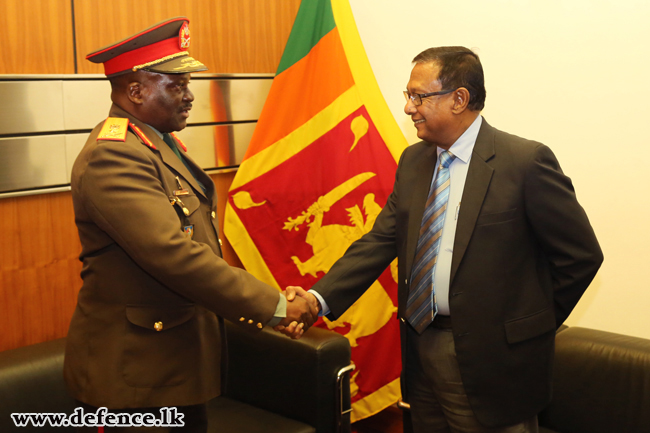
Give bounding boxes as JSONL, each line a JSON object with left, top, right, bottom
{"left": 403, "top": 89, "right": 455, "bottom": 106}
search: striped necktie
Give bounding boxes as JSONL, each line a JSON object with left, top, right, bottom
{"left": 406, "top": 150, "right": 456, "bottom": 334}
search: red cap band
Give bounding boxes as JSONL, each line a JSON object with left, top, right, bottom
{"left": 103, "top": 37, "right": 186, "bottom": 76}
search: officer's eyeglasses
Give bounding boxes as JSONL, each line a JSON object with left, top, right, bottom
{"left": 403, "top": 89, "right": 455, "bottom": 106}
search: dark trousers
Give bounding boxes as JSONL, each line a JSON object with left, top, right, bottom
{"left": 405, "top": 317, "right": 538, "bottom": 433}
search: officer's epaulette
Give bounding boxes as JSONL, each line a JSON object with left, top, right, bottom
{"left": 171, "top": 132, "right": 187, "bottom": 152}
{"left": 97, "top": 117, "right": 129, "bottom": 142}
{"left": 97, "top": 117, "right": 158, "bottom": 150}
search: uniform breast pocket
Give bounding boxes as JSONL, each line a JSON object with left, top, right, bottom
{"left": 475, "top": 208, "right": 518, "bottom": 226}
{"left": 121, "top": 304, "right": 197, "bottom": 387}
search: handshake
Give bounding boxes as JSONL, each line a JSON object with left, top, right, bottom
{"left": 273, "top": 286, "right": 321, "bottom": 339}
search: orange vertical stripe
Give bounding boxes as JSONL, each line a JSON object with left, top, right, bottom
{"left": 209, "top": 81, "right": 231, "bottom": 166}
{"left": 245, "top": 27, "right": 354, "bottom": 159}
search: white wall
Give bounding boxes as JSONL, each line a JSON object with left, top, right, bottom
{"left": 350, "top": 0, "right": 650, "bottom": 339}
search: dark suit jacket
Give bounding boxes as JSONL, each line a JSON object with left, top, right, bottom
{"left": 64, "top": 104, "right": 280, "bottom": 409}
{"left": 312, "top": 117, "right": 603, "bottom": 427}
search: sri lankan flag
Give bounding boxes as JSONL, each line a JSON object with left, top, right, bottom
{"left": 224, "top": 0, "right": 407, "bottom": 421}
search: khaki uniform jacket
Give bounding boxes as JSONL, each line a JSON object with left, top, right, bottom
{"left": 312, "top": 118, "right": 603, "bottom": 427}
{"left": 64, "top": 104, "right": 280, "bottom": 409}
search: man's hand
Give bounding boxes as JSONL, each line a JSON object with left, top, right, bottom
{"left": 273, "top": 286, "right": 320, "bottom": 339}
{"left": 284, "top": 285, "right": 321, "bottom": 314}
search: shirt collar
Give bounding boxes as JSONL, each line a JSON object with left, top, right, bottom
{"left": 146, "top": 124, "right": 164, "bottom": 140}
{"left": 437, "top": 115, "right": 483, "bottom": 164}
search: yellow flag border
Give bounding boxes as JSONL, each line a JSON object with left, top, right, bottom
{"left": 230, "top": 86, "right": 361, "bottom": 190}
{"left": 331, "top": 0, "right": 406, "bottom": 418}
{"left": 351, "top": 377, "right": 402, "bottom": 423}
{"left": 224, "top": 204, "right": 281, "bottom": 290}
{"left": 331, "top": 0, "right": 408, "bottom": 162}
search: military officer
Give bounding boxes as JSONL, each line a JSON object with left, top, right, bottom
{"left": 64, "top": 17, "right": 315, "bottom": 432}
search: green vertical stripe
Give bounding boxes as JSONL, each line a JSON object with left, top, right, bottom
{"left": 276, "top": 0, "right": 336, "bottom": 75}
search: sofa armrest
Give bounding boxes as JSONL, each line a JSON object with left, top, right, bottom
{"left": 539, "top": 326, "right": 650, "bottom": 433}
{"left": 223, "top": 321, "right": 352, "bottom": 433}
{"left": 0, "top": 338, "right": 76, "bottom": 432}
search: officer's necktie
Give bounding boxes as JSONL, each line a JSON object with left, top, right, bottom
{"left": 406, "top": 150, "right": 456, "bottom": 334}
{"left": 162, "top": 133, "right": 205, "bottom": 194}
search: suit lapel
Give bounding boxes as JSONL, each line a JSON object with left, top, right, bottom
{"left": 405, "top": 144, "right": 438, "bottom": 277}
{"left": 450, "top": 118, "right": 496, "bottom": 284}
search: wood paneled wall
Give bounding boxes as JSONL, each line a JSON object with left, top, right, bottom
{"left": 0, "top": 192, "right": 81, "bottom": 351}
{"left": 74, "top": 0, "right": 300, "bottom": 74}
{"left": 0, "top": 0, "right": 75, "bottom": 74}
{"left": 0, "top": 0, "right": 300, "bottom": 75}
{"left": 0, "top": 0, "right": 300, "bottom": 352}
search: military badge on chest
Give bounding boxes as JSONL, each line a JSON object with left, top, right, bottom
{"left": 174, "top": 176, "right": 189, "bottom": 196}
{"left": 169, "top": 176, "right": 195, "bottom": 238}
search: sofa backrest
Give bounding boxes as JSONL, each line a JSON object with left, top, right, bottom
{"left": 539, "top": 327, "right": 650, "bottom": 433}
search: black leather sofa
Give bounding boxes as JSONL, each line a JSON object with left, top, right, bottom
{"left": 400, "top": 326, "right": 650, "bottom": 433}
{"left": 0, "top": 322, "right": 353, "bottom": 433}
{"left": 539, "top": 326, "right": 650, "bottom": 433}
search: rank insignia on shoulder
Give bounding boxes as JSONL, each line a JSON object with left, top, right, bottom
{"left": 97, "top": 117, "right": 129, "bottom": 141}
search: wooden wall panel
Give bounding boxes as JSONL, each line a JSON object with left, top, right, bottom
{"left": 73, "top": 0, "right": 300, "bottom": 74}
{"left": 0, "top": 0, "right": 74, "bottom": 74}
{"left": 0, "top": 192, "right": 82, "bottom": 352}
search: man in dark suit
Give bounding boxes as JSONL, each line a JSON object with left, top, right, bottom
{"left": 64, "top": 17, "right": 314, "bottom": 432}
{"left": 293, "top": 47, "right": 603, "bottom": 432}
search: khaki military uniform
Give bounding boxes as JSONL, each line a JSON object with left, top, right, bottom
{"left": 64, "top": 104, "right": 279, "bottom": 409}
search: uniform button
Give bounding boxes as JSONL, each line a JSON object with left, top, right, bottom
{"left": 239, "top": 317, "right": 245, "bottom": 322}
{"left": 257, "top": 323, "right": 263, "bottom": 329}
{"left": 154, "top": 321, "right": 163, "bottom": 332}
{"left": 400, "top": 317, "right": 405, "bottom": 323}
{"left": 218, "top": 239, "right": 223, "bottom": 246}
{"left": 248, "top": 319, "right": 254, "bottom": 324}
{"left": 211, "top": 211, "right": 216, "bottom": 219}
